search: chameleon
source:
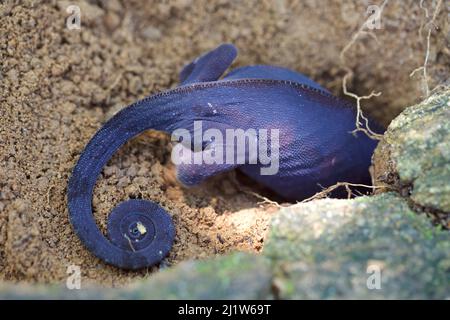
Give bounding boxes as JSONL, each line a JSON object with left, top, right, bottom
{"left": 67, "top": 43, "right": 382, "bottom": 269}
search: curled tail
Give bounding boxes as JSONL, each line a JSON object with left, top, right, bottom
{"left": 67, "top": 44, "right": 238, "bottom": 269}
{"left": 67, "top": 95, "right": 184, "bottom": 269}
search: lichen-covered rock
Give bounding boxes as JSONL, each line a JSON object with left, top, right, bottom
{"left": 264, "top": 193, "right": 450, "bottom": 299}
{"left": 0, "top": 253, "right": 273, "bottom": 299}
{"left": 121, "top": 253, "right": 273, "bottom": 299}
{"left": 3, "top": 194, "right": 447, "bottom": 300}
{"left": 372, "top": 88, "right": 450, "bottom": 227}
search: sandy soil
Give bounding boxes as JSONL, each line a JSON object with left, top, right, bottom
{"left": 0, "top": 0, "right": 448, "bottom": 286}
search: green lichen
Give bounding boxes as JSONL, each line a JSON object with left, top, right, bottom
{"left": 0, "top": 253, "right": 273, "bottom": 299}
{"left": 264, "top": 193, "right": 450, "bottom": 299}
{"left": 411, "top": 164, "right": 450, "bottom": 212}
{"left": 1, "top": 194, "right": 448, "bottom": 299}
{"left": 124, "top": 253, "right": 273, "bottom": 299}
{"left": 382, "top": 89, "right": 450, "bottom": 213}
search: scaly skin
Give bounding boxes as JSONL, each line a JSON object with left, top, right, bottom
{"left": 67, "top": 44, "right": 381, "bottom": 269}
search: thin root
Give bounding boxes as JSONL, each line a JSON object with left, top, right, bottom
{"left": 227, "top": 171, "right": 283, "bottom": 208}
{"left": 339, "top": 0, "right": 388, "bottom": 141}
{"left": 342, "top": 71, "right": 384, "bottom": 140}
{"left": 410, "top": 0, "right": 442, "bottom": 98}
{"left": 247, "top": 191, "right": 283, "bottom": 209}
{"left": 300, "top": 182, "right": 390, "bottom": 203}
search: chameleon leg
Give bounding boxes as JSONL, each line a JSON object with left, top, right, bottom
{"left": 174, "top": 143, "right": 238, "bottom": 186}
{"left": 179, "top": 43, "right": 237, "bottom": 85}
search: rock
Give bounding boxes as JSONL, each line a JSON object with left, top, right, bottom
{"left": 140, "top": 26, "right": 162, "bottom": 41}
{"left": 104, "top": 12, "right": 121, "bottom": 31}
{"left": 1, "top": 194, "right": 449, "bottom": 299}
{"left": 264, "top": 193, "right": 450, "bottom": 299}
{"left": 0, "top": 253, "right": 273, "bottom": 299}
{"left": 120, "top": 253, "right": 272, "bottom": 299}
{"left": 372, "top": 88, "right": 450, "bottom": 226}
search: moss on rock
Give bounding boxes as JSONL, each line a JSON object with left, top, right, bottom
{"left": 2, "top": 194, "right": 448, "bottom": 299}
{"left": 372, "top": 88, "right": 450, "bottom": 226}
{"left": 0, "top": 253, "right": 273, "bottom": 299}
{"left": 264, "top": 193, "right": 450, "bottom": 299}
{"left": 122, "top": 253, "right": 273, "bottom": 299}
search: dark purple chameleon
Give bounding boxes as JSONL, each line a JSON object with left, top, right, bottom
{"left": 68, "top": 44, "right": 381, "bottom": 269}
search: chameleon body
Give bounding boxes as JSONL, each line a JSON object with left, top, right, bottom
{"left": 68, "top": 44, "right": 381, "bottom": 269}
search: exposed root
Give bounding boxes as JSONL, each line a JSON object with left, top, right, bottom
{"left": 227, "top": 171, "right": 283, "bottom": 208}
{"left": 430, "top": 83, "right": 450, "bottom": 94}
{"left": 409, "top": 28, "right": 432, "bottom": 97}
{"left": 339, "top": 0, "right": 388, "bottom": 141}
{"left": 342, "top": 71, "right": 384, "bottom": 140}
{"left": 410, "top": 0, "right": 442, "bottom": 98}
{"left": 247, "top": 191, "right": 283, "bottom": 209}
{"left": 417, "top": 0, "right": 430, "bottom": 38}
{"left": 339, "top": 0, "right": 389, "bottom": 62}
{"left": 300, "top": 182, "right": 390, "bottom": 203}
